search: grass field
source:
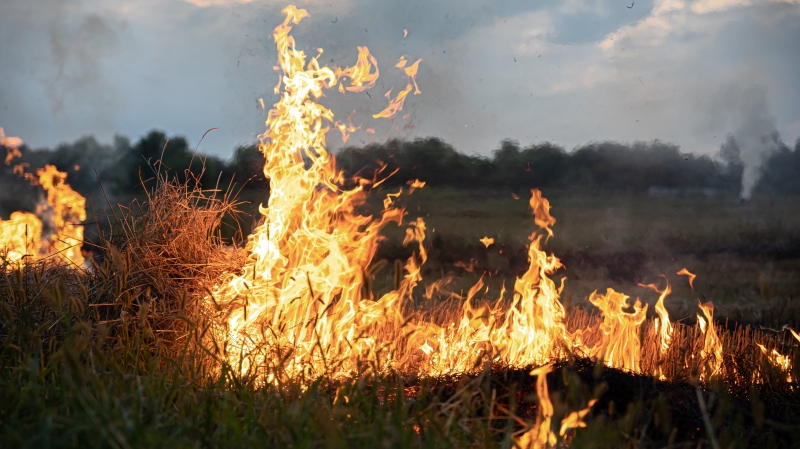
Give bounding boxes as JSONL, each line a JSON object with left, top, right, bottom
{"left": 3, "top": 183, "right": 800, "bottom": 448}
{"left": 236, "top": 186, "right": 800, "bottom": 327}
{"left": 240, "top": 183, "right": 800, "bottom": 347}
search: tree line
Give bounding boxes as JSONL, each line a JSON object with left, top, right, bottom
{"left": 3, "top": 129, "right": 800, "bottom": 208}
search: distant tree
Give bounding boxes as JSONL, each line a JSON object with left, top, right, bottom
{"left": 112, "top": 130, "right": 228, "bottom": 193}
{"left": 754, "top": 138, "right": 800, "bottom": 196}
{"left": 230, "top": 144, "right": 268, "bottom": 189}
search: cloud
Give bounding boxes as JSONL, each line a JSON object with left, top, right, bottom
{"left": 0, "top": 0, "right": 798, "bottom": 159}
{"left": 691, "top": 0, "right": 799, "bottom": 14}
{"left": 182, "top": 0, "right": 256, "bottom": 6}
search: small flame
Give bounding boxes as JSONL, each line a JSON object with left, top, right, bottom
{"left": 639, "top": 280, "right": 673, "bottom": 354}
{"left": 406, "top": 179, "right": 425, "bottom": 193}
{"left": 677, "top": 268, "right": 696, "bottom": 290}
{"left": 517, "top": 364, "right": 557, "bottom": 449}
{"left": 756, "top": 343, "right": 792, "bottom": 382}
{"left": 403, "top": 58, "right": 422, "bottom": 95}
{"left": 516, "top": 364, "right": 597, "bottom": 448}
{"left": 1, "top": 127, "right": 23, "bottom": 165}
{"left": 529, "top": 189, "right": 555, "bottom": 239}
{"left": 588, "top": 289, "right": 648, "bottom": 372}
{"left": 479, "top": 236, "right": 495, "bottom": 248}
{"left": 559, "top": 399, "right": 598, "bottom": 436}
{"left": 373, "top": 84, "right": 413, "bottom": 119}
{"left": 336, "top": 46, "right": 379, "bottom": 93}
{"left": 697, "top": 301, "right": 722, "bottom": 381}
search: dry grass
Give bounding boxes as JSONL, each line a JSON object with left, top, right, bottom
{"left": 0, "top": 168, "right": 247, "bottom": 368}
{"left": 2, "top": 177, "right": 800, "bottom": 447}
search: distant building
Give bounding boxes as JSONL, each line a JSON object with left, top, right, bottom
{"left": 647, "top": 186, "right": 720, "bottom": 198}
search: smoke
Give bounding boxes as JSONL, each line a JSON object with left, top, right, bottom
{"left": 46, "top": 9, "right": 121, "bottom": 116}
{"left": 719, "top": 88, "right": 782, "bottom": 200}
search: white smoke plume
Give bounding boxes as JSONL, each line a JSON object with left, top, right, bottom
{"left": 720, "top": 88, "right": 782, "bottom": 200}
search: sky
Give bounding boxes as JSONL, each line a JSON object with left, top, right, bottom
{"left": 0, "top": 0, "right": 798, "bottom": 159}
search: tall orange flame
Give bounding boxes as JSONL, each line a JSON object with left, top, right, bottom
{"left": 214, "top": 5, "right": 734, "bottom": 391}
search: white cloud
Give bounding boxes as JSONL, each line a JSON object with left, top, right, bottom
{"left": 692, "top": 0, "right": 800, "bottom": 14}
{"left": 558, "top": 0, "right": 607, "bottom": 15}
{"left": 1, "top": 0, "right": 797, "bottom": 156}
{"left": 182, "top": 0, "right": 255, "bottom": 6}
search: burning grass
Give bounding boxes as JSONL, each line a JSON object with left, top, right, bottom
{"left": 2, "top": 164, "right": 800, "bottom": 447}
{"left": 3, "top": 4, "right": 800, "bottom": 447}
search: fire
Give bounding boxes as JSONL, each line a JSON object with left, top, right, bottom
{"left": 37, "top": 165, "right": 87, "bottom": 266}
{"left": 1, "top": 127, "right": 23, "bottom": 165}
{"left": 756, "top": 343, "right": 792, "bottom": 382}
{"left": 213, "top": 4, "right": 668, "bottom": 381}
{"left": 696, "top": 301, "right": 722, "bottom": 381}
{"left": 586, "top": 289, "right": 648, "bottom": 371}
{"left": 211, "top": 5, "right": 419, "bottom": 379}
{"left": 479, "top": 236, "right": 495, "bottom": 248}
{"left": 0, "top": 130, "right": 86, "bottom": 268}
{"left": 517, "top": 365, "right": 557, "bottom": 449}
{"left": 677, "top": 267, "right": 696, "bottom": 290}
{"left": 336, "top": 46, "right": 379, "bottom": 93}
{"left": 214, "top": 4, "right": 760, "bottom": 397}
{"left": 0, "top": 212, "right": 42, "bottom": 264}
{"left": 374, "top": 85, "right": 413, "bottom": 119}
{"left": 516, "top": 364, "right": 597, "bottom": 449}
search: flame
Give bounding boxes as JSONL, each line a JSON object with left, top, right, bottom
{"left": 336, "top": 46, "right": 379, "bottom": 93}
{"left": 479, "top": 236, "right": 495, "bottom": 248}
{"left": 0, "top": 212, "right": 42, "bottom": 264}
{"left": 373, "top": 85, "right": 413, "bottom": 119}
{"left": 559, "top": 400, "right": 598, "bottom": 436}
{"left": 677, "top": 268, "right": 696, "bottom": 290}
{"left": 402, "top": 58, "right": 422, "bottom": 95}
{"left": 37, "top": 165, "right": 87, "bottom": 266}
{"left": 529, "top": 189, "right": 555, "bottom": 239}
{"left": 697, "top": 301, "right": 722, "bottom": 381}
{"left": 211, "top": 5, "right": 422, "bottom": 379}
{"left": 0, "top": 161, "right": 85, "bottom": 267}
{"left": 214, "top": 5, "right": 695, "bottom": 387}
{"left": 640, "top": 280, "right": 673, "bottom": 354}
{"left": 517, "top": 365, "right": 557, "bottom": 449}
{"left": 587, "top": 289, "right": 648, "bottom": 372}
{"left": 516, "top": 364, "right": 597, "bottom": 448}
{"left": 1, "top": 127, "right": 23, "bottom": 165}
{"left": 756, "top": 343, "right": 792, "bottom": 382}
{"left": 406, "top": 179, "right": 425, "bottom": 193}
{"left": 414, "top": 189, "right": 573, "bottom": 374}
